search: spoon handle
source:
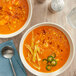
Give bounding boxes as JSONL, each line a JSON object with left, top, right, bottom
{"left": 9, "top": 59, "right": 16, "bottom": 76}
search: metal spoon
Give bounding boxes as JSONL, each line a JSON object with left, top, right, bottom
{"left": 1, "top": 46, "right": 16, "bottom": 76}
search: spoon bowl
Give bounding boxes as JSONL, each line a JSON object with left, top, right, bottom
{"left": 2, "top": 46, "right": 14, "bottom": 59}
{"left": 1, "top": 46, "right": 16, "bottom": 76}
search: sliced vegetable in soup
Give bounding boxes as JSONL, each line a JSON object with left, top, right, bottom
{"left": 23, "top": 26, "right": 70, "bottom": 72}
{"left": 0, "top": 0, "right": 29, "bottom": 34}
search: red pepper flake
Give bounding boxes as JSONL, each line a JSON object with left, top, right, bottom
{"left": 13, "top": 14, "right": 19, "bottom": 19}
{"left": 37, "top": 33, "right": 39, "bottom": 35}
{"left": 48, "top": 37, "right": 50, "bottom": 39}
{"left": 42, "top": 29, "right": 46, "bottom": 34}
{"left": 49, "top": 42, "right": 52, "bottom": 44}
{"left": 60, "top": 36, "right": 62, "bottom": 38}
{"left": 42, "top": 39, "right": 45, "bottom": 44}
{"left": 6, "top": 11, "right": 12, "bottom": 16}
{"left": 57, "top": 45, "right": 60, "bottom": 48}
{"left": 0, "top": 7, "right": 2, "bottom": 10}
{"left": 18, "top": 6, "right": 22, "bottom": 9}
{"left": 61, "top": 58, "right": 63, "bottom": 60}
{"left": 5, "top": 23, "right": 8, "bottom": 25}
{"left": 60, "top": 49, "right": 63, "bottom": 52}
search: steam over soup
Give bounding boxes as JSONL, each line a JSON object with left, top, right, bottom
{"left": 23, "top": 26, "right": 70, "bottom": 73}
{"left": 0, "top": 0, "right": 29, "bottom": 34}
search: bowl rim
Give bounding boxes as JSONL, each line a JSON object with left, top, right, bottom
{"left": 0, "top": 0, "right": 32, "bottom": 38}
{"left": 19, "top": 22, "right": 75, "bottom": 76}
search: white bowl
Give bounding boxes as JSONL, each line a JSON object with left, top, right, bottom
{"left": 0, "top": 0, "right": 32, "bottom": 38}
{"left": 19, "top": 22, "right": 75, "bottom": 76}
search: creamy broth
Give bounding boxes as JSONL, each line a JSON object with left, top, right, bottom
{"left": 23, "top": 26, "right": 70, "bottom": 72}
{"left": 0, "top": 0, "right": 29, "bottom": 34}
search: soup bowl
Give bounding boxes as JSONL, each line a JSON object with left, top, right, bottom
{"left": 0, "top": 0, "right": 32, "bottom": 38}
{"left": 19, "top": 22, "right": 75, "bottom": 76}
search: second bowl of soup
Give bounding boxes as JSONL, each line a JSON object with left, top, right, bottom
{"left": 19, "top": 22, "right": 74, "bottom": 76}
{"left": 0, "top": 0, "right": 32, "bottom": 38}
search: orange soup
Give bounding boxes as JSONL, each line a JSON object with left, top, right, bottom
{"left": 23, "top": 26, "right": 70, "bottom": 73}
{"left": 0, "top": 0, "right": 29, "bottom": 34}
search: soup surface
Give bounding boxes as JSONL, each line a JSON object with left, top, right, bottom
{"left": 0, "top": 0, "right": 29, "bottom": 34}
{"left": 23, "top": 26, "right": 70, "bottom": 73}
